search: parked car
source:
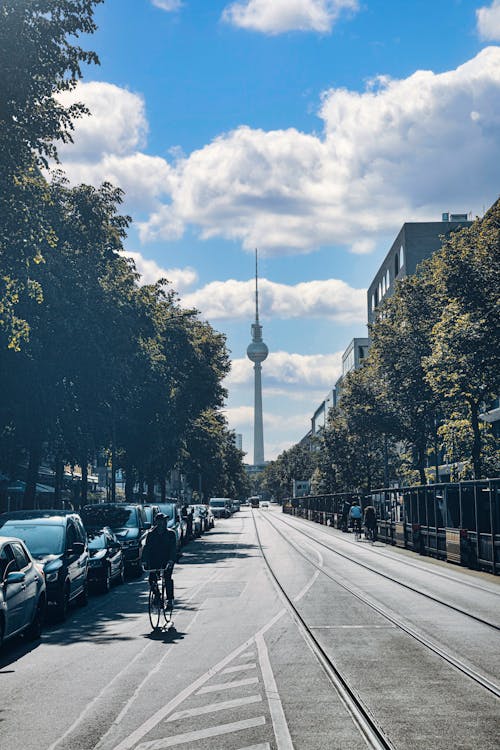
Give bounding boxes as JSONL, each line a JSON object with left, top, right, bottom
{"left": 142, "top": 504, "right": 160, "bottom": 530}
{"left": 156, "top": 502, "right": 183, "bottom": 553}
{"left": 86, "top": 527, "right": 125, "bottom": 592}
{"left": 0, "top": 510, "right": 89, "bottom": 620}
{"left": 0, "top": 536, "right": 46, "bottom": 646}
{"left": 191, "top": 504, "right": 214, "bottom": 532}
{"left": 209, "top": 498, "right": 232, "bottom": 519}
{"left": 81, "top": 503, "right": 148, "bottom": 577}
{"left": 260, "top": 500, "right": 269, "bottom": 509}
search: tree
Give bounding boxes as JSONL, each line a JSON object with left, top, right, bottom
{"left": 0, "top": 0, "right": 102, "bottom": 348}
{"left": 423, "top": 201, "right": 500, "bottom": 478}
{"left": 262, "top": 443, "right": 317, "bottom": 502}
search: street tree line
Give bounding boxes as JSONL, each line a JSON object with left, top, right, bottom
{"left": 0, "top": 1, "right": 250, "bottom": 506}
{"left": 263, "top": 202, "right": 500, "bottom": 500}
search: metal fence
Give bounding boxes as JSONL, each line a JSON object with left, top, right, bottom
{"left": 283, "top": 478, "right": 500, "bottom": 574}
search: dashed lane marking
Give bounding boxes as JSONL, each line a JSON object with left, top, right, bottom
{"left": 236, "top": 745, "right": 271, "bottom": 750}
{"left": 166, "top": 694, "right": 262, "bottom": 722}
{"left": 222, "top": 662, "right": 257, "bottom": 674}
{"left": 196, "top": 676, "right": 260, "bottom": 695}
{"left": 135, "top": 717, "right": 266, "bottom": 750}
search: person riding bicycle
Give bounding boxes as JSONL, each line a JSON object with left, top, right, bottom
{"left": 142, "top": 513, "right": 177, "bottom": 606}
{"left": 363, "top": 505, "right": 377, "bottom": 541}
{"left": 348, "top": 500, "right": 363, "bottom": 536}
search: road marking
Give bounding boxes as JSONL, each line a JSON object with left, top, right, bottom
{"left": 135, "top": 717, "right": 266, "bottom": 749}
{"left": 111, "top": 609, "right": 285, "bottom": 750}
{"left": 222, "top": 662, "right": 257, "bottom": 674}
{"left": 239, "top": 650, "right": 255, "bottom": 659}
{"left": 167, "top": 694, "right": 262, "bottom": 722}
{"left": 196, "top": 676, "right": 260, "bottom": 695}
{"left": 309, "top": 624, "right": 396, "bottom": 629}
{"left": 236, "top": 745, "right": 271, "bottom": 750}
{"left": 293, "top": 569, "right": 320, "bottom": 603}
{"left": 256, "top": 633, "right": 294, "bottom": 750}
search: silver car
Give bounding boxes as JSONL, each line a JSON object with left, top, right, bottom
{"left": 0, "top": 536, "right": 46, "bottom": 647}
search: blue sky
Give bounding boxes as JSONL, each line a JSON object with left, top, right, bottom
{"left": 57, "top": 0, "right": 500, "bottom": 460}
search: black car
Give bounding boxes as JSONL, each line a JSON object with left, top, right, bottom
{"left": 0, "top": 510, "right": 89, "bottom": 621}
{"left": 81, "top": 503, "right": 148, "bottom": 576}
{"left": 87, "top": 527, "right": 125, "bottom": 592}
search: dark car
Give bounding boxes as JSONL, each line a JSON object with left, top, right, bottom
{"left": 0, "top": 510, "right": 89, "bottom": 621}
{"left": 142, "top": 505, "right": 160, "bottom": 530}
{"left": 86, "top": 527, "right": 125, "bottom": 592}
{"left": 81, "top": 503, "right": 148, "bottom": 576}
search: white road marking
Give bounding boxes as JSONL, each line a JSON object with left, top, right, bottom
{"left": 167, "top": 694, "right": 262, "bottom": 722}
{"left": 135, "top": 717, "right": 266, "bottom": 750}
{"left": 239, "top": 650, "right": 255, "bottom": 658}
{"left": 196, "top": 676, "right": 260, "bottom": 695}
{"left": 256, "top": 632, "right": 294, "bottom": 750}
{"left": 293, "top": 569, "right": 320, "bottom": 603}
{"left": 222, "top": 662, "right": 257, "bottom": 674}
{"left": 110, "top": 609, "right": 285, "bottom": 750}
{"left": 236, "top": 745, "right": 271, "bottom": 750}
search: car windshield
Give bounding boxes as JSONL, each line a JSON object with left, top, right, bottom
{"left": 87, "top": 532, "right": 106, "bottom": 550}
{"left": 210, "top": 500, "right": 225, "bottom": 507}
{"left": 2, "top": 523, "right": 64, "bottom": 556}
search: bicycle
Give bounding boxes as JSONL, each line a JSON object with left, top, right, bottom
{"left": 352, "top": 518, "right": 362, "bottom": 541}
{"left": 147, "top": 566, "right": 174, "bottom": 631}
{"left": 364, "top": 525, "right": 376, "bottom": 543}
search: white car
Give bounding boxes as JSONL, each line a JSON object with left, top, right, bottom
{"left": 260, "top": 501, "right": 269, "bottom": 509}
{"left": 0, "top": 536, "right": 46, "bottom": 647}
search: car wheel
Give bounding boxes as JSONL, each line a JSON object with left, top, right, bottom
{"left": 55, "top": 583, "right": 70, "bottom": 622}
{"left": 101, "top": 566, "right": 111, "bottom": 594}
{"left": 26, "top": 596, "right": 45, "bottom": 641}
{"left": 77, "top": 579, "right": 89, "bottom": 607}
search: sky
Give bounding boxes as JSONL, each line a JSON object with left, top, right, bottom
{"left": 56, "top": 0, "right": 500, "bottom": 462}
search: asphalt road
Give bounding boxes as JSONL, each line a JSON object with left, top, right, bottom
{"left": 1, "top": 506, "right": 499, "bottom": 750}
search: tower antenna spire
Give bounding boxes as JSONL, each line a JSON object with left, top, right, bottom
{"left": 255, "top": 248, "right": 259, "bottom": 323}
{"left": 247, "top": 248, "right": 268, "bottom": 466}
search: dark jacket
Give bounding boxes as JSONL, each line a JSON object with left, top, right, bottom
{"left": 142, "top": 526, "right": 177, "bottom": 570}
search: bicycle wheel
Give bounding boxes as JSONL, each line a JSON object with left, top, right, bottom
{"left": 148, "top": 583, "right": 162, "bottom": 630}
{"left": 162, "top": 577, "right": 174, "bottom": 625}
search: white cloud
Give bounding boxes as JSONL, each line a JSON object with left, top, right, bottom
{"left": 181, "top": 277, "right": 365, "bottom": 322}
{"left": 119, "top": 250, "right": 197, "bottom": 290}
{"left": 226, "top": 350, "right": 343, "bottom": 388}
{"left": 139, "top": 48, "right": 500, "bottom": 254}
{"left": 477, "top": 1, "right": 500, "bottom": 40}
{"left": 222, "top": 0, "right": 358, "bottom": 34}
{"left": 57, "top": 51, "right": 500, "bottom": 257}
{"left": 152, "top": 0, "right": 183, "bottom": 11}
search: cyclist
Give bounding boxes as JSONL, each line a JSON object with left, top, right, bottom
{"left": 348, "top": 500, "right": 363, "bottom": 537}
{"left": 142, "top": 513, "right": 177, "bottom": 606}
{"left": 363, "top": 504, "right": 377, "bottom": 541}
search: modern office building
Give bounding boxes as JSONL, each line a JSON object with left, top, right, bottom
{"left": 234, "top": 433, "right": 243, "bottom": 452}
{"left": 334, "top": 337, "right": 370, "bottom": 404}
{"left": 367, "top": 215, "right": 471, "bottom": 325}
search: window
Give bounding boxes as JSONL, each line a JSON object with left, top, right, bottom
{"left": 66, "top": 523, "right": 78, "bottom": 551}
{"left": 11, "top": 542, "right": 30, "bottom": 570}
{"left": 386, "top": 268, "right": 390, "bottom": 289}
{"left": 0, "top": 544, "right": 16, "bottom": 578}
{"left": 371, "top": 294, "right": 375, "bottom": 311}
{"left": 382, "top": 275, "right": 386, "bottom": 295}
{"left": 394, "top": 253, "right": 399, "bottom": 276}
{"left": 400, "top": 245, "right": 404, "bottom": 267}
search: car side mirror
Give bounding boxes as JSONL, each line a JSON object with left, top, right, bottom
{"left": 69, "top": 541, "right": 85, "bottom": 556}
{"left": 144, "top": 521, "right": 152, "bottom": 530}
{"left": 5, "top": 571, "right": 26, "bottom": 585}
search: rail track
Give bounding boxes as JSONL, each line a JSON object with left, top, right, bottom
{"left": 273, "top": 511, "right": 500, "bottom": 631}
{"left": 255, "top": 509, "right": 500, "bottom": 700}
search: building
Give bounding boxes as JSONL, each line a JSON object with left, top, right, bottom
{"left": 367, "top": 215, "right": 471, "bottom": 325}
{"left": 233, "top": 433, "right": 243, "bottom": 452}
{"left": 246, "top": 251, "right": 269, "bottom": 467}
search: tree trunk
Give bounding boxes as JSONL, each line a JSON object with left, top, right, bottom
{"left": 160, "top": 476, "right": 166, "bottom": 503}
{"left": 125, "top": 462, "right": 135, "bottom": 501}
{"left": 54, "top": 458, "right": 64, "bottom": 506}
{"left": 81, "top": 454, "right": 88, "bottom": 507}
{"left": 469, "top": 399, "right": 482, "bottom": 480}
{"left": 417, "top": 443, "right": 427, "bottom": 485}
{"left": 24, "top": 440, "right": 41, "bottom": 509}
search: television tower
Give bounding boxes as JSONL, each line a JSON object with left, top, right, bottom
{"left": 246, "top": 250, "right": 268, "bottom": 466}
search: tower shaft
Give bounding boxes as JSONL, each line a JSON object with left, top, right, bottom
{"left": 253, "top": 363, "right": 264, "bottom": 466}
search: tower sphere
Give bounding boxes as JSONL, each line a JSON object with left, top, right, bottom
{"left": 247, "top": 340, "right": 268, "bottom": 363}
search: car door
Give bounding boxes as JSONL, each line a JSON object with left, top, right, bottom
{"left": 11, "top": 541, "right": 38, "bottom": 625}
{"left": 106, "top": 532, "right": 120, "bottom": 578}
{"left": 65, "top": 522, "right": 82, "bottom": 599}
{"left": 1, "top": 543, "right": 25, "bottom": 636}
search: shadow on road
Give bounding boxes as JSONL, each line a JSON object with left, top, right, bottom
{"left": 0, "top": 528, "right": 257, "bottom": 667}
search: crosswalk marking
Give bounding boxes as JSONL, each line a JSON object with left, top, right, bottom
{"left": 135, "top": 716, "right": 266, "bottom": 750}
{"left": 256, "top": 633, "right": 294, "bottom": 750}
{"left": 222, "top": 662, "right": 257, "bottom": 674}
{"left": 236, "top": 744, "right": 271, "bottom": 750}
{"left": 166, "top": 694, "right": 262, "bottom": 722}
{"left": 196, "top": 676, "right": 259, "bottom": 695}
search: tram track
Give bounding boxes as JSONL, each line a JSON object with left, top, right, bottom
{"left": 251, "top": 509, "right": 397, "bottom": 750}
{"left": 273, "top": 511, "right": 500, "bottom": 631}
{"left": 256, "top": 509, "right": 500, "bottom": 700}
